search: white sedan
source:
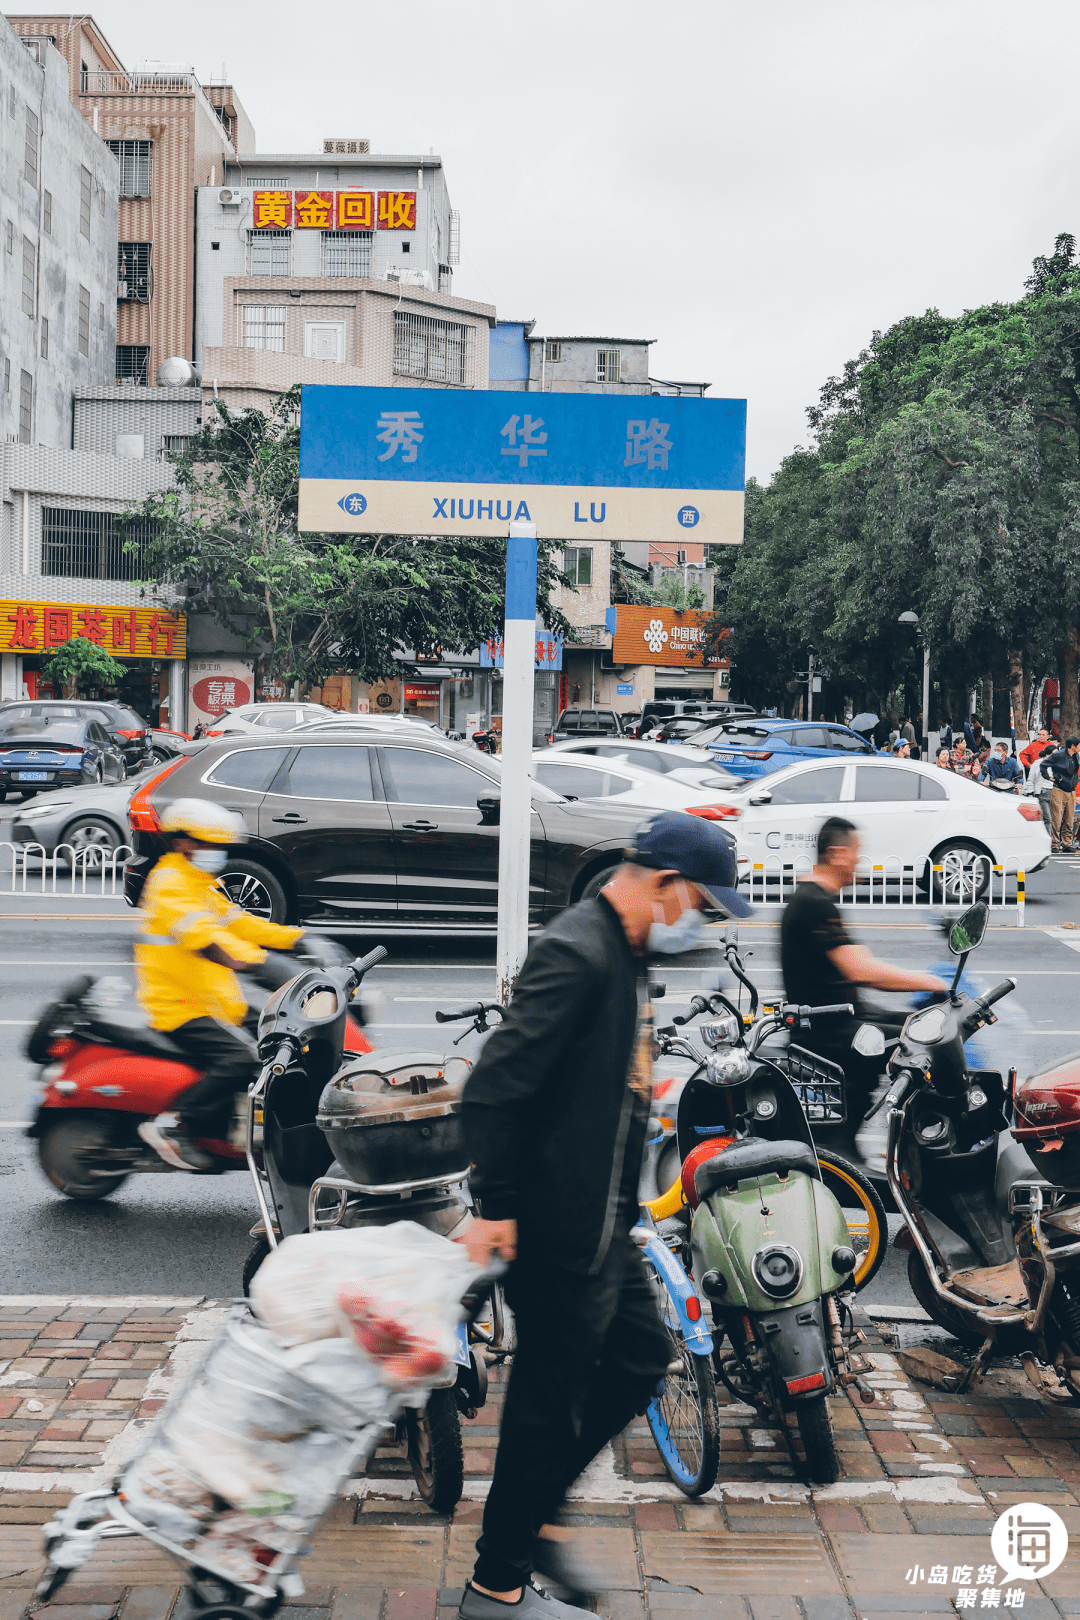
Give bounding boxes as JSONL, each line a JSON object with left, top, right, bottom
{"left": 542, "top": 738, "right": 744, "bottom": 793}
{"left": 531, "top": 751, "right": 738, "bottom": 819}
{"left": 721, "top": 756, "right": 1049, "bottom": 901}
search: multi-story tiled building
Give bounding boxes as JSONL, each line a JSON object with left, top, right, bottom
{"left": 8, "top": 13, "right": 252, "bottom": 385}
{"left": 192, "top": 151, "right": 485, "bottom": 413}
{"left": 0, "top": 17, "right": 117, "bottom": 449}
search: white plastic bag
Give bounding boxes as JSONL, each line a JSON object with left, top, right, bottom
{"left": 249, "top": 1224, "right": 479, "bottom": 1388}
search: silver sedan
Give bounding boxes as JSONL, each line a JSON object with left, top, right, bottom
{"left": 9, "top": 765, "right": 157, "bottom": 866}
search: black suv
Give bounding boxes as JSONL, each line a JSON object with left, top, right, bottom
{"left": 0, "top": 700, "right": 152, "bottom": 771}
{"left": 124, "top": 729, "right": 648, "bottom": 934}
{"left": 549, "top": 708, "right": 626, "bottom": 743}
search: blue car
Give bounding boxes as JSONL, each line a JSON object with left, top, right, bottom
{"left": 696, "top": 718, "right": 873, "bottom": 778}
{"left": 0, "top": 717, "right": 126, "bottom": 798}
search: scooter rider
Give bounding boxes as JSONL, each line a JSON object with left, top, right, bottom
{"left": 781, "top": 815, "right": 947, "bottom": 1151}
{"left": 459, "top": 811, "right": 752, "bottom": 1620}
{"left": 135, "top": 798, "right": 305, "bottom": 1171}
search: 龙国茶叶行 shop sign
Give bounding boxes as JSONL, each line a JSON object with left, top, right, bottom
{"left": 0, "top": 600, "right": 186, "bottom": 660}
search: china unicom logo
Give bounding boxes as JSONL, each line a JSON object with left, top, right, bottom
{"left": 644, "top": 619, "right": 669, "bottom": 653}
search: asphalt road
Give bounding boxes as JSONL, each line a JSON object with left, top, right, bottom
{"left": 1, "top": 830, "right": 1079, "bottom": 1302}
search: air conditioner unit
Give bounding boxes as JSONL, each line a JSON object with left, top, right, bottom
{"left": 117, "top": 281, "right": 129, "bottom": 299}
{"left": 219, "top": 187, "right": 239, "bottom": 205}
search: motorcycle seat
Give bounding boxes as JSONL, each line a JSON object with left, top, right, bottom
{"left": 694, "top": 1137, "right": 819, "bottom": 1201}
{"left": 83, "top": 1012, "right": 193, "bottom": 1063}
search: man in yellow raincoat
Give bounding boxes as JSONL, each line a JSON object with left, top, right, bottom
{"left": 135, "top": 798, "right": 304, "bottom": 1170}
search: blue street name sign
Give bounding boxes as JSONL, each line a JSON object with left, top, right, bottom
{"left": 298, "top": 386, "right": 746, "bottom": 545}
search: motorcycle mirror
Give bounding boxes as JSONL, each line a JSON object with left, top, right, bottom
{"left": 724, "top": 923, "right": 739, "bottom": 948}
{"left": 852, "top": 1023, "right": 885, "bottom": 1057}
{"left": 947, "top": 902, "right": 989, "bottom": 957}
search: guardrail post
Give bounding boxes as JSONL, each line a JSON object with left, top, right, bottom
{"left": 1017, "top": 870, "right": 1025, "bottom": 928}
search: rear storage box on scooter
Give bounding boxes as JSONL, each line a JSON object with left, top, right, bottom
{"left": 1015, "top": 1056, "right": 1080, "bottom": 1184}
{"left": 317, "top": 1051, "right": 470, "bottom": 1185}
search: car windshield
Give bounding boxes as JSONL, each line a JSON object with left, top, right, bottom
{"left": 1, "top": 721, "right": 84, "bottom": 744}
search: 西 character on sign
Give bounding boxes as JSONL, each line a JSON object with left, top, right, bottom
{"left": 376, "top": 411, "right": 424, "bottom": 463}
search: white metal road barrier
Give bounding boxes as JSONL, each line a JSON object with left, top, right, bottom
{"left": 742, "top": 853, "right": 1026, "bottom": 926}
{"left": 0, "top": 841, "right": 133, "bottom": 897}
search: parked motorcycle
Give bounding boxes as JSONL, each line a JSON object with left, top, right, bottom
{"left": 640, "top": 983, "right": 876, "bottom": 1484}
{"left": 242, "top": 957, "right": 490, "bottom": 1513}
{"left": 882, "top": 901, "right": 1080, "bottom": 1396}
{"left": 25, "top": 942, "right": 373, "bottom": 1200}
{"left": 472, "top": 728, "right": 500, "bottom": 755}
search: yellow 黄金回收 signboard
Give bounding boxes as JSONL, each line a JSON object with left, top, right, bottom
{"left": 0, "top": 600, "right": 186, "bottom": 660}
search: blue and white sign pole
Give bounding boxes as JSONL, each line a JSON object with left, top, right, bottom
{"left": 497, "top": 520, "right": 538, "bottom": 1005}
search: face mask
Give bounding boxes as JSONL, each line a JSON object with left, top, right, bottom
{"left": 190, "top": 848, "right": 228, "bottom": 876}
{"left": 647, "top": 883, "right": 707, "bottom": 954}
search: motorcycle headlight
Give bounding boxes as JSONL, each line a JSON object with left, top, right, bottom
{"left": 700, "top": 1015, "right": 741, "bottom": 1048}
{"left": 751, "top": 1242, "right": 804, "bottom": 1300}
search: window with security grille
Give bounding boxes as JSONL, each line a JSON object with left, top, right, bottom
{"left": 116, "top": 345, "right": 150, "bottom": 384}
{"left": 106, "top": 139, "right": 151, "bottom": 198}
{"left": 242, "top": 306, "right": 286, "bottom": 352}
{"left": 162, "top": 434, "right": 192, "bottom": 455}
{"left": 18, "top": 371, "right": 32, "bottom": 443}
{"left": 393, "top": 310, "right": 473, "bottom": 385}
{"left": 79, "top": 166, "right": 92, "bottom": 238}
{"left": 596, "top": 348, "right": 621, "bottom": 383}
{"left": 78, "top": 286, "right": 90, "bottom": 356}
{"left": 43, "top": 189, "right": 52, "bottom": 233}
{"left": 40, "top": 317, "right": 48, "bottom": 359}
{"left": 24, "top": 106, "right": 38, "bottom": 187}
{"left": 41, "top": 508, "right": 157, "bottom": 581}
{"left": 563, "top": 546, "right": 593, "bottom": 586}
{"left": 322, "top": 230, "right": 372, "bottom": 277}
{"left": 21, "top": 238, "right": 34, "bottom": 316}
{"left": 250, "top": 230, "right": 290, "bottom": 275}
{"left": 118, "top": 243, "right": 151, "bottom": 302}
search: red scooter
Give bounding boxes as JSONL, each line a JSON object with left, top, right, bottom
{"left": 25, "top": 948, "right": 374, "bottom": 1200}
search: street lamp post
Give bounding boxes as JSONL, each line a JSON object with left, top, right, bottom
{"left": 898, "top": 611, "right": 931, "bottom": 759}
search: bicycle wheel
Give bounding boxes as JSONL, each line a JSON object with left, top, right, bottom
{"left": 816, "top": 1147, "right": 887, "bottom": 1291}
{"left": 644, "top": 1258, "right": 720, "bottom": 1496}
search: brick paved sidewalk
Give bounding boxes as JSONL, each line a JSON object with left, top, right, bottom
{"left": 2, "top": 1297, "right": 1080, "bottom": 1620}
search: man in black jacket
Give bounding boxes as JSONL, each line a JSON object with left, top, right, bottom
{"left": 458, "top": 812, "right": 750, "bottom": 1620}
{"left": 1044, "top": 735, "right": 1080, "bottom": 853}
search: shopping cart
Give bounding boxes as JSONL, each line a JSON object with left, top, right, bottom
{"left": 37, "top": 1267, "right": 498, "bottom": 1619}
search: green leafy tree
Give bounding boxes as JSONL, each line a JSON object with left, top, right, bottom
{"left": 131, "top": 388, "right": 568, "bottom": 688}
{"left": 41, "top": 637, "right": 127, "bottom": 700}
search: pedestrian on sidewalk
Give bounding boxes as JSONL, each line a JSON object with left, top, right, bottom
{"left": 1020, "top": 727, "right": 1055, "bottom": 835}
{"left": 458, "top": 812, "right": 751, "bottom": 1620}
{"left": 1045, "top": 736, "right": 1080, "bottom": 853}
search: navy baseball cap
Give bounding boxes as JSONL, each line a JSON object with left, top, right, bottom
{"left": 630, "top": 811, "right": 752, "bottom": 918}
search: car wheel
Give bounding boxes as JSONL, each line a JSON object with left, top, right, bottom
{"left": 149, "top": 747, "right": 171, "bottom": 764}
{"left": 64, "top": 817, "right": 123, "bottom": 870}
{"left": 216, "top": 859, "right": 288, "bottom": 923}
{"left": 928, "top": 839, "right": 992, "bottom": 903}
{"left": 93, "top": 763, "right": 103, "bottom": 785}
{"left": 578, "top": 862, "right": 621, "bottom": 902}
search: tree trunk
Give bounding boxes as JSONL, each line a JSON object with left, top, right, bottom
{"left": 1061, "top": 628, "right": 1080, "bottom": 739}
{"left": 981, "top": 672, "right": 993, "bottom": 733}
{"left": 62, "top": 674, "right": 78, "bottom": 700}
{"left": 1009, "top": 648, "right": 1029, "bottom": 741}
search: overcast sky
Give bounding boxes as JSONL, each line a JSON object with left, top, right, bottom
{"left": 36, "top": 0, "right": 1080, "bottom": 482}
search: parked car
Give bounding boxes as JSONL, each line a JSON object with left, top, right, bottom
{"left": 718, "top": 756, "right": 1049, "bottom": 900}
{"left": 548, "top": 708, "right": 627, "bottom": 742}
{"left": 655, "top": 717, "right": 718, "bottom": 744}
{"left": 202, "top": 703, "right": 338, "bottom": 737}
{"left": 11, "top": 764, "right": 156, "bottom": 864}
{"left": 293, "top": 715, "right": 444, "bottom": 735}
{"left": 0, "top": 716, "right": 126, "bottom": 799}
{"left": 122, "top": 730, "right": 652, "bottom": 933}
{"left": 545, "top": 737, "right": 745, "bottom": 792}
{"left": 698, "top": 718, "right": 873, "bottom": 777}
{"left": 148, "top": 727, "right": 191, "bottom": 763}
{"left": 0, "top": 699, "right": 151, "bottom": 771}
{"left": 636, "top": 699, "right": 755, "bottom": 740}
{"left": 532, "top": 751, "right": 740, "bottom": 820}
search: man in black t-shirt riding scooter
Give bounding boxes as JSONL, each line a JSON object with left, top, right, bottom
{"left": 780, "top": 816, "right": 947, "bottom": 1157}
